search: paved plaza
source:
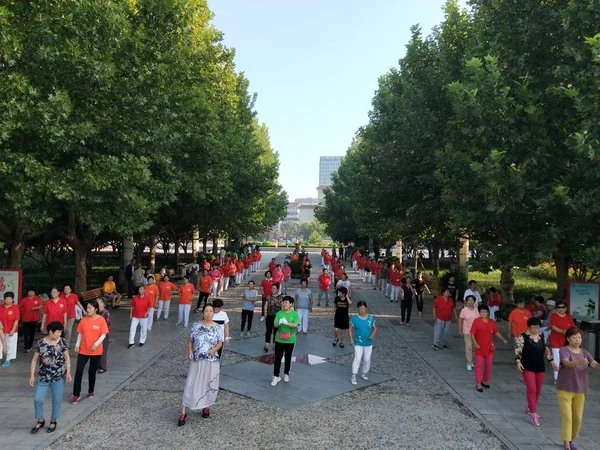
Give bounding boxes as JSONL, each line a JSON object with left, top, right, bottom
{"left": 0, "top": 251, "right": 598, "bottom": 450}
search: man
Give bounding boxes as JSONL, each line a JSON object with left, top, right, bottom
{"left": 212, "top": 299, "right": 230, "bottom": 357}
{"left": 61, "top": 284, "right": 86, "bottom": 348}
{"left": 125, "top": 259, "right": 136, "bottom": 299}
{"left": 432, "top": 288, "right": 457, "bottom": 350}
{"left": 133, "top": 263, "right": 146, "bottom": 294}
{"left": 463, "top": 280, "right": 483, "bottom": 308}
{"left": 507, "top": 298, "right": 532, "bottom": 341}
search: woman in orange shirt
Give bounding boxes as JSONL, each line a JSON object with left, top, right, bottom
{"left": 195, "top": 269, "right": 212, "bottom": 313}
{"left": 156, "top": 275, "right": 177, "bottom": 321}
{"left": 71, "top": 301, "right": 109, "bottom": 405}
{"left": 145, "top": 276, "right": 159, "bottom": 331}
{"left": 177, "top": 276, "right": 196, "bottom": 328}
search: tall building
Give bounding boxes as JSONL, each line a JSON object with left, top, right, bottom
{"left": 319, "top": 156, "right": 342, "bottom": 186}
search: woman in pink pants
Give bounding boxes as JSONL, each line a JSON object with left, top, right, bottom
{"left": 514, "top": 317, "right": 558, "bottom": 427}
{"left": 470, "top": 305, "right": 508, "bottom": 392}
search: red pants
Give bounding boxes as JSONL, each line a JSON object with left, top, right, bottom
{"left": 475, "top": 354, "right": 494, "bottom": 384}
{"left": 522, "top": 370, "right": 545, "bottom": 414}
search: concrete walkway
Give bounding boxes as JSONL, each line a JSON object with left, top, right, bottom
{"left": 350, "top": 279, "right": 600, "bottom": 450}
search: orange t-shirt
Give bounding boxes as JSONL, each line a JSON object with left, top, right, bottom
{"left": 158, "top": 281, "right": 177, "bottom": 300}
{"left": 178, "top": 284, "right": 196, "bottom": 305}
{"left": 77, "top": 315, "right": 109, "bottom": 356}
{"left": 145, "top": 284, "right": 159, "bottom": 308}
{"left": 508, "top": 308, "right": 532, "bottom": 337}
{"left": 236, "top": 261, "right": 244, "bottom": 273}
{"left": 199, "top": 276, "right": 211, "bottom": 293}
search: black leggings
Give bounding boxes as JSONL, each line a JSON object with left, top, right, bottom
{"left": 196, "top": 292, "right": 210, "bottom": 309}
{"left": 416, "top": 293, "right": 424, "bottom": 313}
{"left": 274, "top": 342, "right": 294, "bottom": 377}
{"left": 22, "top": 321, "right": 37, "bottom": 350}
{"left": 401, "top": 297, "right": 413, "bottom": 324}
{"left": 241, "top": 310, "right": 254, "bottom": 332}
{"left": 74, "top": 354, "right": 101, "bottom": 396}
{"left": 261, "top": 297, "right": 267, "bottom": 317}
{"left": 264, "top": 314, "right": 276, "bottom": 344}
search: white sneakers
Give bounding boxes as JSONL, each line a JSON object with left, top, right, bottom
{"left": 360, "top": 373, "right": 369, "bottom": 380}
{"left": 271, "top": 376, "right": 281, "bottom": 386}
{"left": 283, "top": 374, "right": 289, "bottom": 382}
{"left": 351, "top": 377, "right": 357, "bottom": 385}
{"left": 467, "top": 364, "right": 473, "bottom": 371}
{"left": 260, "top": 317, "right": 265, "bottom": 322}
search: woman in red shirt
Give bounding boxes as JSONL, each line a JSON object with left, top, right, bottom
{"left": 549, "top": 301, "right": 575, "bottom": 382}
{"left": 260, "top": 271, "right": 274, "bottom": 322}
{"left": 282, "top": 261, "right": 292, "bottom": 295}
{"left": 1, "top": 292, "right": 20, "bottom": 366}
{"left": 487, "top": 287, "right": 501, "bottom": 321}
{"left": 20, "top": 290, "right": 43, "bottom": 352}
{"left": 41, "top": 288, "right": 67, "bottom": 334}
{"left": 390, "top": 269, "right": 401, "bottom": 303}
{"left": 470, "top": 305, "right": 508, "bottom": 392}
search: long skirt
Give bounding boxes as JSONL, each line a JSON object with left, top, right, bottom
{"left": 182, "top": 359, "right": 220, "bottom": 410}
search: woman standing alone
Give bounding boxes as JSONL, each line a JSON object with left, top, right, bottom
{"left": 271, "top": 296, "right": 299, "bottom": 386}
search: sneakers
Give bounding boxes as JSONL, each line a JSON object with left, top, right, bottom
{"left": 442, "top": 345, "right": 448, "bottom": 349}
{"left": 283, "top": 374, "right": 289, "bottom": 382}
{"left": 202, "top": 408, "right": 210, "bottom": 418}
{"left": 432, "top": 344, "right": 439, "bottom": 350}
{"left": 175, "top": 322, "right": 181, "bottom": 326}
{"left": 360, "top": 373, "right": 369, "bottom": 380}
{"left": 466, "top": 364, "right": 473, "bottom": 371}
{"left": 260, "top": 317, "right": 265, "bottom": 322}
{"left": 127, "top": 344, "right": 135, "bottom": 349}
{"left": 88, "top": 392, "right": 95, "bottom": 399}
{"left": 351, "top": 376, "right": 357, "bottom": 385}
{"left": 530, "top": 413, "right": 541, "bottom": 427}
{"left": 177, "top": 413, "right": 188, "bottom": 427}
{"left": 194, "top": 308, "right": 200, "bottom": 313}
{"left": 71, "top": 396, "right": 81, "bottom": 405}
{"left": 271, "top": 376, "right": 281, "bottom": 386}
{"left": 316, "top": 303, "right": 321, "bottom": 307}
{"left": 2, "top": 360, "right": 10, "bottom": 367}
{"left": 139, "top": 343, "right": 144, "bottom": 347}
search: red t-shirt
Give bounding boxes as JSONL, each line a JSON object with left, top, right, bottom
{"left": 20, "top": 296, "right": 42, "bottom": 322}
{"left": 470, "top": 317, "right": 498, "bottom": 357}
{"left": 282, "top": 267, "right": 291, "bottom": 280}
{"left": 371, "top": 263, "right": 380, "bottom": 276}
{"left": 268, "top": 262, "right": 277, "bottom": 274}
{"left": 433, "top": 296, "right": 454, "bottom": 321}
{"left": 390, "top": 271, "right": 402, "bottom": 286}
{"left": 243, "top": 259, "right": 251, "bottom": 269}
{"left": 324, "top": 254, "right": 332, "bottom": 265}
{"left": 199, "top": 276, "right": 212, "bottom": 293}
{"left": 178, "top": 284, "right": 196, "bottom": 305}
{"left": 318, "top": 274, "right": 331, "bottom": 291}
{"left": 228, "top": 263, "right": 237, "bottom": 276}
{"left": 261, "top": 278, "right": 274, "bottom": 297}
{"left": 131, "top": 295, "right": 151, "bottom": 318}
{"left": 272, "top": 270, "right": 284, "bottom": 283}
{"left": 488, "top": 292, "right": 501, "bottom": 308}
{"left": 158, "top": 281, "right": 177, "bottom": 300}
{"left": 549, "top": 314, "right": 575, "bottom": 348}
{"left": 145, "top": 284, "right": 159, "bottom": 309}
{"left": 335, "top": 267, "right": 345, "bottom": 280}
{"left": 0, "top": 304, "right": 20, "bottom": 333}
{"left": 236, "top": 261, "right": 244, "bottom": 273}
{"left": 61, "top": 293, "right": 80, "bottom": 319}
{"left": 508, "top": 308, "right": 531, "bottom": 337}
{"left": 44, "top": 298, "right": 67, "bottom": 325}
{"left": 358, "top": 258, "right": 368, "bottom": 269}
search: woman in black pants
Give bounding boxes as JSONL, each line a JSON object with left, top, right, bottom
{"left": 271, "top": 296, "right": 299, "bottom": 386}
{"left": 400, "top": 276, "right": 416, "bottom": 326}
{"left": 262, "top": 283, "right": 282, "bottom": 352}
{"left": 414, "top": 272, "right": 430, "bottom": 317}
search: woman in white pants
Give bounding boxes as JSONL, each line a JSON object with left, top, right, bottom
{"left": 294, "top": 279, "right": 313, "bottom": 334}
{"left": 128, "top": 286, "right": 150, "bottom": 348}
{"left": 1, "top": 292, "right": 19, "bottom": 366}
{"left": 349, "top": 301, "right": 377, "bottom": 385}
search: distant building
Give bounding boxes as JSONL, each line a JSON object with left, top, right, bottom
{"left": 285, "top": 202, "right": 299, "bottom": 222}
{"left": 319, "top": 156, "right": 342, "bottom": 186}
{"left": 298, "top": 204, "right": 316, "bottom": 223}
{"left": 294, "top": 197, "right": 318, "bottom": 205}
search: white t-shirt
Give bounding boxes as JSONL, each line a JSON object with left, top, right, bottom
{"left": 463, "top": 288, "right": 482, "bottom": 307}
{"left": 336, "top": 280, "right": 351, "bottom": 291}
{"left": 213, "top": 310, "right": 230, "bottom": 335}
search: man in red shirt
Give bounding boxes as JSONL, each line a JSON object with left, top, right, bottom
{"left": 317, "top": 269, "right": 331, "bottom": 307}
{"left": 1, "top": 292, "right": 20, "bottom": 365}
{"left": 20, "top": 289, "right": 43, "bottom": 352}
{"left": 432, "top": 288, "right": 457, "bottom": 350}
{"left": 61, "top": 284, "right": 86, "bottom": 348}
{"left": 128, "top": 286, "right": 151, "bottom": 348}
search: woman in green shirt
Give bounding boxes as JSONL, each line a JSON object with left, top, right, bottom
{"left": 271, "top": 296, "right": 299, "bottom": 386}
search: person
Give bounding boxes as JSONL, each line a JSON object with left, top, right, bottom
{"left": 301, "top": 256, "right": 312, "bottom": 280}
{"left": 336, "top": 272, "right": 352, "bottom": 297}
{"left": 259, "top": 271, "right": 274, "bottom": 322}
{"left": 541, "top": 299, "right": 556, "bottom": 340}
{"left": 317, "top": 268, "right": 331, "bottom": 307}
{"left": 370, "top": 259, "right": 380, "bottom": 290}
{"left": 61, "top": 284, "right": 86, "bottom": 348}
{"left": 556, "top": 327, "right": 600, "bottom": 450}
{"left": 71, "top": 301, "right": 109, "bottom": 404}
{"left": 240, "top": 281, "right": 259, "bottom": 339}
{"left": 463, "top": 280, "right": 483, "bottom": 307}
{"left": 235, "top": 259, "right": 244, "bottom": 286}
{"left": 531, "top": 295, "right": 548, "bottom": 321}
{"left": 414, "top": 272, "right": 430, "bottom": 317}
{"left": 41, "top": 287, "right": 67, "bottom": 333}
{"left": 156, "top": 274, "right": 177, "bottom": 320}
{"left": 487, "top": 287, "right": 501, "bottom": 321}
{"left": 1, "top": 292, "right": 19, "bottom": 366}
{"left": 128, "top": 286, "right": 151, "bottom": 348}
{"left": 29, "top": 321, "right": 72, "bottom": 434}
{"left": 389, "top": 267, "right": 401, "bottom": 303}
{"left": 177, "top": 276, "right": 196, "bottom": 328}
{"left": 445, "top": 275, "right": 459, "bottom": 306}
{"left": 144, "top": 275, "right": 159, "bottom": 331}
{"left": 470, "top": 304, "right": 508, "bottom": 392}
{"left": 294, "top": 279, "right": 313, "bottom": 335}
{"left": 263, "top": 283, "right": 282, "bottom": 352}
{"left": 514, "top": 317, "right": 558, "bottom": 427}
{"left": 133, "top": 263, "right": 146, "bottom": 294}
{"left": 0, "top": 318, "right": 5, "bottom": 361}
{"left": 97, "top": 298, "right": 111, "bottom": 374}
{"left": 400, "top": 276, "right": 416, "bottom": 326}
{"left": 332, "top": 286, "right": 352, "bottom": 348}
{"left": 212, "top": 299, "right": 230, "bottom": 354}
{"left": 102, "top": 275, "right": 122, "bottom": 309}
{"left": 208, "top": 263, "right": 222, "bottom": 300}
{"left": 20, "top": 289, "right": 43, "bottom": 353}
{"left": 196, "top": 269, "right": 212, "bottom": 312}
{"left": 458, "top": 295, "right": 480, "bottom": 371}
{"left": 508, "top": 298, "right": 532, "bottom": 341}
{"left": 125, "top": 259, "right": 136, "bottom": 299}
{"left": 271, "top": 296, "right": 299, "bottom": 386}
{"left": 178, "top": 303, "right": 224, "bottom": 426}
{"left": 349, "top": 300, "right": 377, "bottom": 385}
{"left": 379, "top": 263, "right": 389, "bottom": 294}
{"left": 272, "top": 264, "right": 284, "bottom": 294}
{"left": 549, "top": 301, "right": 576, "bottom": 383}
{"left": 432, "top": 288, "right": 457, "bottom": 350}
{"left": 282, "top": 261, "right": 292, "bottom": 295}
{"left": 189, "top": 260, "right": 199, "bottom": 290}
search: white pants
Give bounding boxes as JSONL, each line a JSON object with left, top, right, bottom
{"left": 391, "top": 285, "right": 399, "bottom": 301}
{"left": 371, "top": 275, "right": 377, "bottom": 286}
{"left": 352, "top": 261, "right": 358, "bottom": 272}
{"left": 385, "top": 283, "right": 391, "bottom": 297}
{"left": 366, "top": 272, "right": 371, "bottom": 283}
{"left": 156, "top": 300, "right": 171, "bottom": 319}
{"left": 489, "top": 306, "right": 499, "bottom": 321}
{"left": 222, "top": 277, "right": 230, "bottom": 291}
{"left": 5, "top": 333, "right": 18, "bottom": 361}
{"left": 552, "top": 348, "right": 561, "bottom": 381}
{"left": 359, "top": 269, "right": 365, "bottom": 280}
{"left": 129, "top": 318, "right": 148, "bottom": 344}
{"left": 352, "top": 345, "right": 372, "bottom": 375}
{"left": 324, "top": 264, "right": 330, "bottom": 272}
{"left": 236, "top": 272, "right": 243, "bottom": 285}
{"left": 210, "top": 282, "right": 219, "bottom": 299}
{"left": 178, "top": 304, "right": 191, "bottom": 327}
{"left": 147, "top": 307, "right": 155, "bottom": 330}
{"left": 297, "top": 308, "right": 309, "bottom": 332}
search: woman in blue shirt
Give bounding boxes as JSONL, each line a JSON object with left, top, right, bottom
{"left": 349, "top": 300, "right": 377, "bottom": 385}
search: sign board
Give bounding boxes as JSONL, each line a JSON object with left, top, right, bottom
{"left": 567, "top": 281, "right": 600, "bottom": 321}
{"left": 0, "top": 269, "right": 23, "bottom": 305}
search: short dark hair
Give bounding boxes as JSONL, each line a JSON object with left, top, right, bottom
{"left": 527, "top": 317, "right": 542, "bottom": 327}
{"left": 468, "top": 280, "right": 476, "bottom": 285}
{"left": 300, "top": 278, "right": 308, "bottom": 285}
{"left": 213, "top": 299, "right": 224, "bottom": 308}
{"left": 48, "top": 321, "right": 65, "bottom": 333}
{"left": 282, "top": 295, "right": 294, "bottom": 304}
{"left": 265, "top": 271, "right": 272, "bottom": 277}
{"left": 489, "top": 287, "right": 497, "bottom": 293}
{"left": 87, "top": 300, "right": 99, "bottom": 312}
{"left": 337, "top": 287, "right": 348, "bottom": 296}
{"left": 478, "top": 304, "right": 490, "bottom": 312}
{"left": 271, "top": 282, "right": 280, "bottom": 290}
{"left": 565, "top": 327, "right": 582, "bottom": 339}
{"left": 536, "top": 296, "right": 545, "bottom": 303}
{"left": 3, "top": 292, "right": 14, "bottom": 299}
{"left": 202, "top": 303, "right": 214, "bottom": 312}
{"left": 465, "top": 295, "right": 476, "bottom": 303}
{"left": 356, "top": 300, "right": 367, "bottom": 308}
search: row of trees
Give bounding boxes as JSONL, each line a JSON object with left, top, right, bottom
{"left": 0, "top": 0, "right": 287, "bottom": 290}
{"left": 316, "top": 0, "right": 600, "bottom": 296}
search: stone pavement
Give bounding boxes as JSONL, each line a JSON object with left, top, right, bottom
{"left": 350, "top": 279, "right": 600, "bottom": 450}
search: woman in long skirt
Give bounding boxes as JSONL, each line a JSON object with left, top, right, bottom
{"left": 178, "top": 303, "right": 224, "bottom": 426}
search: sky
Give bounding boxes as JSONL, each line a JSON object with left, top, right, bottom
{"left": 207, "top": 0, "right": 456, "bottom": 201}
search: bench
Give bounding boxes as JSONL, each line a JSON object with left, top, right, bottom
{"left": 80, "top": 287, "right": 131, "bottom": 307}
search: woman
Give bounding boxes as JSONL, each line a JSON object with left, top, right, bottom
{"left": 178, "top": 303, "right": 224, "bottom": 426}
{"left": 556, "top": 327, "right": 600, "bottom": 450}
{"left": 195, "top": 269, "right": 212, "bottom": 312}
{"left": 208, "top": 264, "right": 222, "bottom": 301}
{"left": 414, "top": 272, "right": 430, "bottom": 317}
{"left": 97, "top": 298, "right": 111, "bottom": 374}
{"left": 487, "top": 287, "right": 501, "bottom": 321}
{"left": 271, "top": 296, "right": 299, "bottom": 386}
{"left": 240, "top": 281, "right": 259, "bottom": 339}
{"left": 259, "top": 271, "right": 274, "bottom": 322}
{"left": 177, "top": 276, "right": 196, "bottom": 328}
{"left": 458, "top": 295, "right": 480, "bottom": 371}
{"left": 156, "top": 275, "right": 177, "bottom": 320}
{"left": 349, "top": 301, "right": 377, "bottom": 385}
{"left": 29, "top": 321, "right": 72, "bottom": 434}
{"left": 294, "top": 279, "right": 313, "bottom": 335}
{"left": 332, "top": 286, "right": 352, "bottom": 348}
{"left": 41, "top": 288, "right": 67, "bottom": 334}
{"left": 550, "top": 301, "right": 576, "bottom": 382}
{"left": 71, "top": 301, "right": 109, "bottom": 404}
{"left": 262, "top": 283, "right": 282, "bottom": 352}
{"left": 301, "top": 256, "right": 312, "bottom": 281}
{"left": 470, "top": 304, "right": 508, "bottom": 392}
{"left": 400, "top": 276, "right": 416, "bottom": 326}
{"left": 336, "top": 273, "right": 352, "bottom": 297}
{"left": 514, "top": 317, "right": 558, "bottom": 427}
{"left": 282, "top": 261, "right": 292, "bottom": 295}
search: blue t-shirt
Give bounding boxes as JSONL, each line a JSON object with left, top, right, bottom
{"left": 350, "top": 314, "right": 376, "bottom": 347}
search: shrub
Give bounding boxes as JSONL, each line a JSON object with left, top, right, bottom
{"left": 262, "top": 240, "right": 274, "bottom": 247}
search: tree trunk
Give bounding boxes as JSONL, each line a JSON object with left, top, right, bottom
{"left": 202, "top": 237, "right": 207, "bottom": 253}
{"left": 8, "top": 240, "right": 24, "bottom": 268}
{"left": 431, "top": 243, "right": 440, "bottom": 276}
{"left": 212, "top": 235, "right": 218, "bottom": 255}
{"left": 149, "top": 239, "right": 157, "bottom": 273}
{"left": 554, "top": 252, "right": 570, "bottom": 300}
{"left": 73, "top": 243, "right": 89, "bottom": 293}
{"left": 135, "top": 242, "right": 144, "bottom": 263}
{"left": 174, "top": 240, "right": 181, "bottom": 266}
{"left": 63, "top": 208, "right": 97, "bottom": 292}
{"left": 500, "top": 264, "right": 515, "bottom": 304}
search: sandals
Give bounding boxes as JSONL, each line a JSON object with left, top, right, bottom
{"left": 47, "top": 421, "right": 57, "bottom": 433}
{"left": 30, "top": 419, "right": 45, "bottom": 434}
{"left": 339, "top": 343, "right": 345, "bottom": 348}
{"left": 332, "top": 339, "right": 339, "bottom": 347}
